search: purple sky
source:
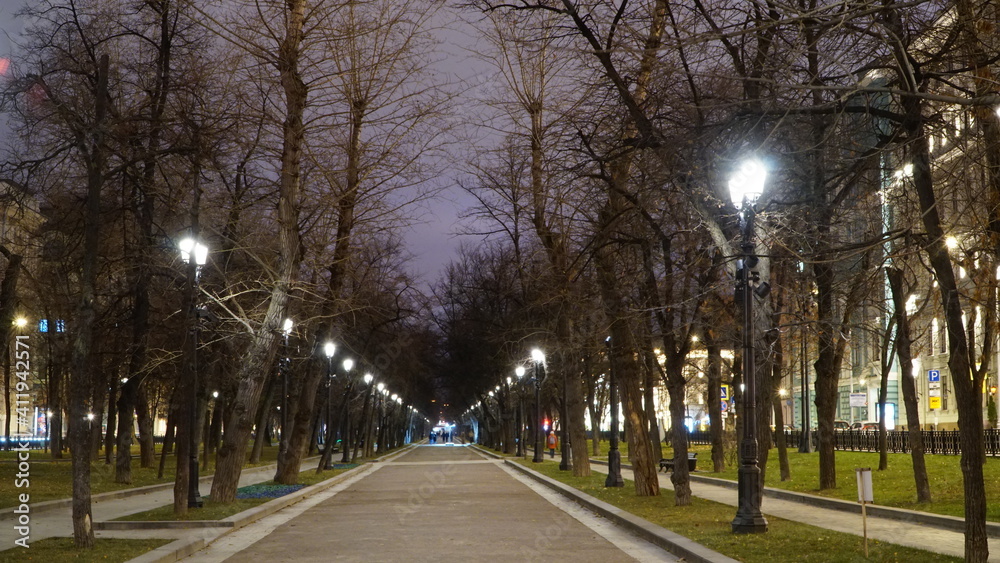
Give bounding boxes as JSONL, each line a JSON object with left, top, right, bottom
{"left": 0, "top": 1, "right": 482, "bottom": 290}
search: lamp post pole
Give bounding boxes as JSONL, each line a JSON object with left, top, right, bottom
{"left": 278, "top": 318, "right": 293, "bottom": 465}
{"left": 559, "top": 367, "right": 572, "bottom": 471}
{"left": 515, "top": 366, "right": 526, "bottom": 457}
{"left": 730, "top": 160, "right": 768, "bottom": 534}
{"left": 798, "top": 323, "right": 813, "bottom": 453}
{"left": 605, "top": 336, "right": 624, "bottom": 487}
{"left": 180, "top": 238, "right": 207, "bottom": 509}
{"left": 340, "top": 358, "right": 354, "bottom": 464}
{"left": 531, "top": 349, "right": 545, "bottom": 463}
{"left": 354, "top": 373, "right": 373, "bottom": 461}
{"left": 323, "top": 341, "right": 335, "bottom": 458}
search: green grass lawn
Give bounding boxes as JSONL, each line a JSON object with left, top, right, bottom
{"left": 586, "top": 437, "right": 1000, "bottom": 522}
{"left": 114, "top": 466, "right": 354, "bottom": 521}
{"left": 0, "top": 444, "right": 286, "bottom": 509}
{"left": 680, "top": 445, "right": 1000, "bottom": 521}
{"left": 0, "top": 537, "right": 169, "bottom": 562}
{"left": 520, "top": 459, "right": 961, "bottom": 563}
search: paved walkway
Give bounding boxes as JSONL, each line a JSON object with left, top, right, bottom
{"left": 180, "top": 444, "right": 679, "bottom": 563}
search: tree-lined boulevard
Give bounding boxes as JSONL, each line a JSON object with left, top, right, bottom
{"left": 2, "top": 0, "right": 1000, "bottom": 560}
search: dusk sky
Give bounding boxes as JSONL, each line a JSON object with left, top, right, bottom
{"left": 0, "top": 0, "right": 482, "bottom": 292}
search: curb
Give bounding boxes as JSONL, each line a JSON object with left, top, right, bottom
{"left": 503, "top": 459, "right": 738, "bottom": 563}
{"left": 125, "top": 445, "right": 416, "bottom": 562}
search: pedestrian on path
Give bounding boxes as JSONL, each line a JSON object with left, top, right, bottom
{"left": 547, "top": 431, "right": 557, "bottom": 458}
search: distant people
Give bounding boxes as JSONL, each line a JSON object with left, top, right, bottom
{"left": 429, "top": 431, "right": 436, "bottom": 444}
{"left": 547, "top": 431, "right": 557, "bottom": 458}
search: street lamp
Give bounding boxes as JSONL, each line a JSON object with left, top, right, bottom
{"left": 729, "top": 159, "right": 769, "bottom": 534}
{"left": 278, "top": 317, "right": 293, "bottom": 464}
{"left": 340, "top": 358, "right": 354, "bottom": 463}
{"left": 605, "top": 336, "right": 624, "bottom": 487}
{"left": 358, "top": 373, "right": 374, "bottom": 459}
{"left": 515, "top": 366, "right": 526, "bottom": 457}
{"left": 323, "top": 341, "right": 336, "bottom": 463}
{"left": 531, "top": 348, "right": 545, "bottom": 463}
{"left": 179, "top": 237, "right": 208, "bottom": 509}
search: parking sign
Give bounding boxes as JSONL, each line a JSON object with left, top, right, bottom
{"left": 928, "top": 370, "right": 940, "bottom": 382}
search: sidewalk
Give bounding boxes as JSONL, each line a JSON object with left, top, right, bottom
{"left": 177, "top": 444, "right": 691, "bottom": 563}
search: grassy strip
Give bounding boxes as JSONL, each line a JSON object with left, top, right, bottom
{"left": 589, "top": 439, "right": 1000, "bottom": 521}
{"left": 0, "top": 537, "right": 169, "bottom": 562}
{"left": 113, "top": 466, "right": 352, "bottom": 522}
{"left": 518, "top": 459, "right": 961, "bottom": 563}
{"left": 0, "top": 445, "right": 286, "bottom": 508}
{"left": 680, "top": 446, "right": 1000, "bottom": 521}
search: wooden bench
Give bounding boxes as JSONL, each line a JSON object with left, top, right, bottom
{"left": 659, "top": 452, "right": 697, "bottom": 473}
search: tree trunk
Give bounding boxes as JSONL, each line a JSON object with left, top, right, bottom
{"left": 600, "top": 291, "right": 658, "bottom": 496}
{"left": 250, "top": 376, "right": 276, "bottom": 463}
{"left": 115, "top": 381, "right": 139, "bottom": 483}
{"left": 704, "top": 336, "right": 725, "bottom": 472}
{"left": 67, "top": 53, "right": 109, "bottom": 549}
{"left": 643, "top": 346, "right": 663, "bottom": 461}
{"left": 886, "top": 267, "right": 931, "bottom": 502}
{"left": 587, "top": 375, "right": 600, "bottom": 456}
{"left": 0, "top": 249, "right": 22, "bottom": 451}
{"left": 902, "top": 91, "right": 987, "bottom": 559}
{"left": 157, "top": 392, "right": 178, "bottom": 479}
{"left": 136, "top": 385, "right": 155, "bottom": 468}
{"left": 665, "top": 368, "right": 691, "bottom": 505}
{"left": 209, "top": 0, "right": 306, "bottom": 504}
{"left": 275, "top": 361, "right": 324, "bottom": 483}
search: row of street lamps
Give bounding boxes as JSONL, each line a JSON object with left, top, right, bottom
{"left": 177, "top": 237, "right": 425, "bottom": 508}
{"left": 460, "top": 159, "right": 771, "bottom": 534}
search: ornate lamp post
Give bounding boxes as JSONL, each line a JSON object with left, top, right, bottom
{"left": 357, "top": 373, "right": 374, "bottom": 459}
{"left": 323, "top": 341, "right": 335, "bottom": 453}
{"left": 729, "top": 159, "right": 769, "bottom": 534}
{"left": 531, "top": 348, "right": 545, "bottom": 463}
{"left": 605, "top": 336, "right": 624, "bottom": 487}
{"left": 515, "top": 366, "right": 526, "bottom": 457}
{"left": 179, "top": 237, "right": 207, "bottom": 508}
{"left": 278, "top": 317, "right": 293, "bottom": 463}
{"left": 340, "top": 358, "right": 354, "bottom": 463}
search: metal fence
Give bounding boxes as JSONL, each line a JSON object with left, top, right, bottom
{"left": 688, "top": 428, "right": 1000, "bottom": 456}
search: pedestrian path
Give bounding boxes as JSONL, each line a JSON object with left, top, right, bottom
{"left": 584, "top": 460, "right": 1000, "bottom": 561}
{"left": 180, "top": 445, "right": 681, "bottom": 563}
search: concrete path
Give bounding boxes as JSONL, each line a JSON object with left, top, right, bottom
{"left": 180, "top": 445, "right": 679, "bottom": 563}
{"left": 587, "top": 461, "right": 1000, "bottom": 561}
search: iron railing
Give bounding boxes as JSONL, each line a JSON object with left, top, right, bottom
{"left": 688, "top": 428, "right": 1000, "bottom": 456}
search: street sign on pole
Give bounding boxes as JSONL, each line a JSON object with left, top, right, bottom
{"left": 849, "top": 393, "right": 867, "bottom": 407}
{"left": 856, "top": 467, "right": 873, "bottom": 557}
{"left": 928, "top": 369, "right": 940, "bottom": 382}
{"left": 929, "top": 396, "right": 941, "bottom": 409}
{"left": 720, "top": 384, "right": 730, "bottom": 402}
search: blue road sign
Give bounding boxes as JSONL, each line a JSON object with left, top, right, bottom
{"left": 928, "top": 370, "right": 940, "bottom": 382}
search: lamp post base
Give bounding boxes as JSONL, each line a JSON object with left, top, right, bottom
{"left": 798, "top": 429, "right": 814, "bottom": 453}
{"left": 732, "top": 463, "right": 767, "bottom": 533}
{"left": 188, "top": 456, "right": 203, "bottom": 508}
{"left": 605, "top": 449, "right": 624, "bottom": 487}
